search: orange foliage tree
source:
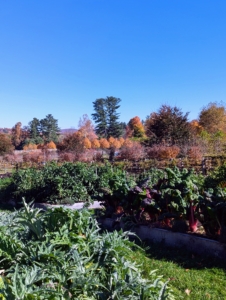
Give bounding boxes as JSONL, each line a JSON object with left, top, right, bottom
{"left": 123, "top": 139, "right": 133, "bottom": 148}
{"left": 127, "top": 116, "right": 146, "bottom": 138}
{"left": 82, "top": 137, "right": 92, "bottom": 149}
{"left": 147, "top": 145, "right": 180, "bottom": 159}
{"left": 119, "top": 137, "right": 125, "bottom": 146}
{"left": 23, "top": 144, "right": 38, "bottom": 150}
{"left": 198, "top": 102, "right": 226, "bottom": 134}
{"left": 11, "top": 122, "right": 22, "bottom": 148}
{"left": 112, "top": 139, "right": 121, "bottom": 149}
{"left": 46, "top": 141, "right": 57, "bottom": 149}
{"left": 91, "top": 139, "right": 100, "bottom": 149}
{"left": 99, "top": 138, "right": 110, "bottom": 149}
{"left": 108, "top": 137, "right": 122, "bottom": 149}
{"left": 78, "top": 114, "right": 97, "bottom": 141}
{"left": 190, "top": 120, "right": 203, "bottom": 136}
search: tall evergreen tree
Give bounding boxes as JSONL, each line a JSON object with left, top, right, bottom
{"left": 40, "top": 114, "right": 60, "bottom": 143}
{"left": 28, "top": 118, "right": 42, "bottom": 143}
{"left": 92, "top": 96, "right": 123, "bottom": 138}
{"left": 92, "top": 98, "right": 108, "bottom": 137}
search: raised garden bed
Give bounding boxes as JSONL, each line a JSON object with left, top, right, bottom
{"left": 99, "top": 217, "right": 226, "bottom": 260}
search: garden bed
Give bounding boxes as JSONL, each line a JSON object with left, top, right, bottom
{"left": 99, "top": 217, "right": 226, "bottom": 260}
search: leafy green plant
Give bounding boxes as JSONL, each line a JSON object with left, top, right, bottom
{"left": 0, "top": 202, "right": 174, "bottom": 299}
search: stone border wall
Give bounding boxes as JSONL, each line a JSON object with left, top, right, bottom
{"left": 99, "top": 218, "right": 226, "bottom": 260}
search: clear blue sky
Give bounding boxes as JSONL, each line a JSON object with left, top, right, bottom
{"left": 1, "top": 0, "right": 226, "bottom": 129}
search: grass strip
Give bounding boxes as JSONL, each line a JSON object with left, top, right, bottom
{"left": 131, "top": 242, "right": 226, "bottom": 299}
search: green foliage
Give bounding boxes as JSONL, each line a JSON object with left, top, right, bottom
{"left": 40, "top": 114, "right": 60, "bottom": 143}
{"left": 3, "top": 162, "right": 226, "bottom": 239}
{"left": 134, "top": 242, "right": 226, "bottom": 300}
{"left": 10, "top": 162, "right": 136, "bottom": 204}
{"left": 0, "top": 177, "right": 13, "bottom": 203}
{"left": 0, "top": 202, "right": 173, "bottom": 299}
{"left": 145, "top": 105, "right": 190, "bottom": 145}
{"left": 92, "top": 96, "right": 123, "bottom": 138}
{"left": 28, "top": 118, "right": 42, "bottom": 142}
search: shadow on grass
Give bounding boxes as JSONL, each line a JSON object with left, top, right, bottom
{"left": 139, "top": 239, "right": 226, "bottom": 271}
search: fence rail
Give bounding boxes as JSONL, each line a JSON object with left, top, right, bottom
{"left": 1, "top": 156, "right": 226, "bottom": 176}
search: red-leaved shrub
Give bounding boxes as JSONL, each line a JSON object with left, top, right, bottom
{"left": 187, "top": 146, "right": 203, "bottom": 161}
{"left": 147, "top": 144, "right": 180, "bottom": 159}
{"left": 119, "top": 141, "right": 145, "bottom": 161}
{"left": 58, "top": 152, "right": 76, "bottom": 162}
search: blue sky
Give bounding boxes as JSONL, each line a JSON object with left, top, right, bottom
{"left": 1, "top": 0, "right": 226, "bottom": 129}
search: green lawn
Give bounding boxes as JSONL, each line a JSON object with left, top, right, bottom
{"left": 132, "top": 242, "right": 226, "bottom": 299}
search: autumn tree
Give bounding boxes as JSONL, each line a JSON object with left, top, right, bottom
{"left": 119, "top": 137, "right": 125, "bottom": 146}
{"left": 145, "top": 105, "right": 190, "bottom": 145}
{"left": 198, "top": 102, "right": 226, "bottom": 134}
{"left": 82, "top": 137, "right": 92, "bottom": 149}
{"left": 0, "top": 133, "right": 14, "bottom": 155}
{"left": 23, "top": 143, "right": 38, "bottom": 150}
{"left": 99, "top": 138, "right": 110, "bottom": 149}
{"left": 189, "top": 120, "right": 203, "bottom": 137}
{"left": 78, "top": 114, "right": 97, "bottom": 141}
{"left": 46, "top": 141, "right": 57, "bottom": 149}
{"left": 12, "top": 122, "right": 22, "bottom": 148}
{"left": 92, "top": 96, "right": 123, "bottom": 138}
{"left": 91, "top": 139, "right": 100, "bottom": 148}
{"left": 59, "top": 132, "right": 84, "bottom": 152}
{"left": 127, "top": 116, "right": 146, "bottom": 138}
{"left": 59, "top": 115, "right": 96, "bottom": 153}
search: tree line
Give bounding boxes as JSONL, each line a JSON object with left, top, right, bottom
{"left": 1, "top": 97, "right": 226, "bottom": 161}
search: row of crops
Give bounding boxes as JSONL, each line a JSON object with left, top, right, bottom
{"left": 1, "top": 161, "right": 226, "bottom": 239}
{"left": 1, "top": 162, "right": 226, "bottom": 298}
{"left": 0, "top": 202, "right": 173, "bottom": 299}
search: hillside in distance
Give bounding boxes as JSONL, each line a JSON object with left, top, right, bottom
{"left": 60, "top": 128, "right": 77, "bottom": 135}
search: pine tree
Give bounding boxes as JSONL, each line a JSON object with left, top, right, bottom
{"left": 40, "top": 114, "right": 60, "bottom": 143}
{"left": 29, "top": 118, "right": 41, "bottom": 140}
{"left": 92, "top": 98, "right": 108, "bottom": 137}
{"left": 27, "top": 118, "right": 44, "bottom": 144}
{"left": 92, "top": 96, "right": 123, "bottom": 138}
